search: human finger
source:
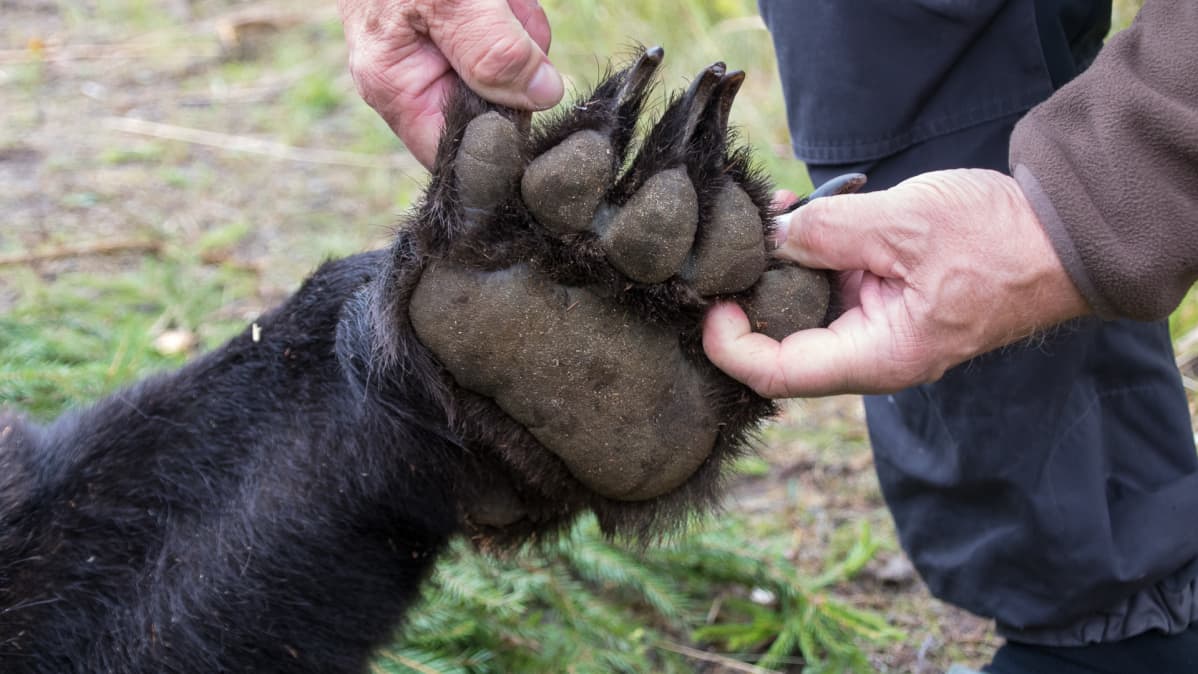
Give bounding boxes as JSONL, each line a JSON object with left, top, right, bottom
{"left": 508, "top": 0, "right": 551, "bottom": 53}
{"left": 702, "top": 303, "right": 884, "bottom": 398}
{"left": 775, "top": 193, "right": 901, "bottom": 274}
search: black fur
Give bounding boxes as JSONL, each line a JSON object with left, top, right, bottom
{"left": 1, "top": 251, "right": 460, "bottom": 672}
{"left": 0, "top": 53, "right": 778, "bottom": 673}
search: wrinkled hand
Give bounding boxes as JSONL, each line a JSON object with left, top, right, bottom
{"left": 339, "top": 0, "right": 564, "bottom": 167}
{"left": 702, "top": 168, "right": 1091, "bottom": 397}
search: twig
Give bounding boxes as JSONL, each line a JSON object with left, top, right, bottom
{"left": 101, "top": 117, "right": 421, "bottom": 172}
{"left": 1181, "top": 375, "right": 1198, "bottom": 394}
{"left": 1175, "top": 325, "right": 1198, "bottom": 391}
{"left": 1175, "top": 325, "right": 1198, "bottom": 354}
{"left": 1174, "top": 324, "right": 1198, "bottom": 368}
{"left": 0, "top": 41, "right": 163, "bottom": 65}
{"left": 0, "top": 3, "right": 338, "bottom": 65}
{"left": 206, "top": 1, "right": 339, "bottom": 32}
{"left": 655, "top": 640, "right": 781, "bottom": 674}
{"left": 378, "top": 650, "right": 441, "bottom": 674}
{"left": 0, "top": 240, "right": 163, "bottom": 266}
{"left": 170, "top": 78, "right": 301, "bottom": 107}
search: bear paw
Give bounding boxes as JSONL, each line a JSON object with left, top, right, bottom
{"left": 408, "top": 47, "right": 861, "bottom": 503}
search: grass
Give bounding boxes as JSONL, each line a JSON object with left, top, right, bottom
{"left": 2, "top": 0, "right": 1182, "bottom": 672}
{"left": 0, "top": 256, "right": 255, "bottom": 419}
{"left": 381, "top": 514, "right": 901, "bottom": 674}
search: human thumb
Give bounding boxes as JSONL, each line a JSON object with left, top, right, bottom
{"left": 429, "top": 0, "right": 564, "bottom": 110}
{"left": 775, "top": 191, "right": 902, "bottom": 277}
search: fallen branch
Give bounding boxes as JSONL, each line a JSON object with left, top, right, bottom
{"left": 0, "top": 240, "right": 163, "bottom": 266}
{"left": 655, "top": 640, "right": 782, "bottom": 674}
{"left": 168, "top": 73, "right": 307, "bottom": 107}
{"left": 0, "top": 41, "right": 162, "bottom": 65}
{"left": 102, "top": 117, "right": 421, "bottom": 172}
{"left": 1174, "top": 324, "right": 1198, "bottom": 366}
{"left": 1182, "top": 375, "right": 1198, "bottom": 394}
{"left": 0, "top": 3, "right": 338, "bottom": 65}
{"left": 377, "top": 651, "right": 441, "bottom": 674}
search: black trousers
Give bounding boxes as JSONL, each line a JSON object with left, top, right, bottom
{"left": 986, "top": 621, "right": 1198, "bottom": 673}
{"left": 760, "top": 0, "right": 1198, "bottom": 658}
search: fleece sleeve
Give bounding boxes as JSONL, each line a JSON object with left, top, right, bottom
{"left": 1009, "top": 0, "right": 1198, "bottom": 321}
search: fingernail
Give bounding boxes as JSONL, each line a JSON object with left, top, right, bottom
{"left": 527, "top": 62, "right": 564, "bottom": 109}
{"left": 771, "top": 215, "right": 791, "bottom": 246}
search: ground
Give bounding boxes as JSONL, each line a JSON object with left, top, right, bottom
{"left": 1, "top": 1, "right": 1183, "bottom": 673}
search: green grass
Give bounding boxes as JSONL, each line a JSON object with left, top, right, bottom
{"left": 0, "top": 262, "right": 243, "bottom": 416}
{"left": 380, "top": 516, "right": 899, "bottom": 674}
{"left": 100, "top": 143, "right": 167, "bottom": 165}
{"left": 1112, "top": 0, "right": 1144, "bottom": 32}
{"left": 0, "top": 257, "right": 255, "bottom": 419}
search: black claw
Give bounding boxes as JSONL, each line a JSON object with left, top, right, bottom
{"left": 607, "top": 46, "right": 666, "bottom": 161}
{"left": 711, "top": 71, "right": 745, "bottom": 139}
{"left": 610, "top": 61, "right": 749, "bottom": 204}
{"left": 617, "top": 46, "right": 665, "bottom": 107}
{"left": 684, "top": 70, "right": 746, "bottom": 171}
{"left": 527, "top": 46, "right": 665, "bottom": 162}
{"left": 679, "top": 63, "right": 727, "bottom": 146}
{"left": 794, "top": 173, "right": 868, "bottom": 209}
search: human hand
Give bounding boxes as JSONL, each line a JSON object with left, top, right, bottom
{"left": 702, "top": 168, "right": 1091, "bottom": 397}
{"left": 339, "top": 0, "right": 564, "bottom": 167}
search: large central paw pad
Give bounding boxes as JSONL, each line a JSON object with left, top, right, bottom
{"left": 409, "top": 48, "right": 848, "bottom": 501}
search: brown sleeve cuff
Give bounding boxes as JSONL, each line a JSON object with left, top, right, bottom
{"left": 1012, "top": 165, "right": 1110, "bottom": 318}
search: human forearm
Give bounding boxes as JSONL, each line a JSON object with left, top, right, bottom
{"left": 1009, "top": 0, "right": 1198, "bottom": 321}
